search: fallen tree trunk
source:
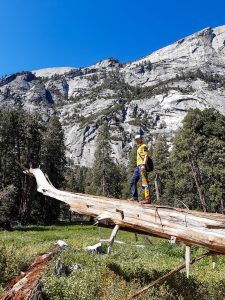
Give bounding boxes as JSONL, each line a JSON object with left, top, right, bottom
{"left": 25, "top": 168, "right": 225, "bottom": 254}
{"left": 0, "top": 245, "right": 59, "bottom": 300}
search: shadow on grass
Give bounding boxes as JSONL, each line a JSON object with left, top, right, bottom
{"left": 107, "top": 262, "right": 154, "bottom": 284}
{"left": 14, "top": 226, "right": 55, "bottom": 232}
{"left": 107, "top": 262, "right": 209, "bottom": 299}
{"left": 165, "top": 272, "right": 209, "bottom": 300}
{"left": 14, "top": 221, "right": 95, "bottom": 232}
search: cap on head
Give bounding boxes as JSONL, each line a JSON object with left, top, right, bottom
{"left": 134, "top": 134, "right": 143, "bottom": 140}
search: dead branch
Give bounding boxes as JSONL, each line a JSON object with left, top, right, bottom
{"left": 128, "top": 252, "right": 213, "bottom": 299}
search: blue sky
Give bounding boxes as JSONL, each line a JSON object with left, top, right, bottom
{"left": 1, "top": 0, "right": 225, "bottom": 77}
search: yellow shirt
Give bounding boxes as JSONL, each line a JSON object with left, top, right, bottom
{"left": 137, "top": 143, "right": 148, "bottom": 166}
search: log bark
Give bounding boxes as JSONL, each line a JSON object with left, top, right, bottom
{"left": 25, "top": 168, "right": 225, "bottom": 255}
{"left": 0, "top": 245, "right": 58, "bottom": 300}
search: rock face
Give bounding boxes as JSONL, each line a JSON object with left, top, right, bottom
{"left": 1, "top": 26, "right": 225, "bottom": 166}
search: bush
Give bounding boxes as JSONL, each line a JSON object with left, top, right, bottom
{"left": 0, "top": 185, "right": 16, "bottom": 229}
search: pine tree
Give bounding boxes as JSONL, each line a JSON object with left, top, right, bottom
{"left": 0, "top": 109, "right": 68, "bottom": 225}
{"left": 41, "top": 116, "right": 66, "bottom": 188}
{"left": 40, "top": 116, "right": 67, "bottom": 223}
{"left": 121, "top": 144, "right": 137, "bottom": 199}
{"left": 151, "top": 135, "right": 173, "bottom": 204}
{"left": 66, "top": 164, "right": 88, "bottom": 193}
{"left": 18, "top": 112, "right": 44, "bottom": 223}
{"left": 171, "top": 108, "right": 225, "bottom": 212}
{"left": 0, "top": 185, "right": 16, "bottom": 229}
{"left": 0, "top": 108, "right": 44, "bottom": 224}
{"left": 86, "top": 123, "right": 122, "bottom": 198}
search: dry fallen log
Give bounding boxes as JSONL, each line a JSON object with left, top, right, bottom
{"left": 25, "top": 168, "right": 225, "bottom": 255}
{"left": 0, "top": 245, "right": 59, "bottom": 300}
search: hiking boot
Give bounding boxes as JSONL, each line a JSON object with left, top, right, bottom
{"left": 128, "top": 198, "right": 138, "bottom": 201}
{"left": 140, "top": 199, "right": 151, "bottom": 205}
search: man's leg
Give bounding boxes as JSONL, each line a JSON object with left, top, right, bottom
{"left": 140, "top": 167, "right": 151, "bottom": 204}
{"left": 130, "top": 166, "right": 140, "bottom": 201}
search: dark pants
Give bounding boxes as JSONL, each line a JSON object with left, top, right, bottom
{"left": 130, "top": 166, "right": 150, "bottom": 200}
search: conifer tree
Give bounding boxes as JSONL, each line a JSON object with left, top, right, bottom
{"left": 41, "top": 116, "right": 66, "bottom": 187}
{"left": 18, "top": 112, "right": 44, "bottom": 223}
{"left": 121, "top": 144, "right": 137, "bottom": 199}
{"left": 66, "top": 164, "right": 88, "bottom": 193}
{"left": 0, "top": 185, "right": 15, "bottom": 229}
{"left": 0, "top": 109, "right": 43, "bottom": 223}
{"left": 86, "top": 123, "right": 122, "bottom": 198}
{"left": 40, "top": 116, "right": 67, "bottom": 222}
{"left": 151, "top": 135, "right": 173, "bottom": 204}
{"left": 0, "top": 109, "right": 68, "bottom": 225}
{"left": 171, "top": 108, "right": 225, "bottom": 212}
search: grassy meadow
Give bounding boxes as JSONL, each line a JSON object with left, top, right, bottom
{"left": 1, "top": 224, "right": 225, "bottom": 300}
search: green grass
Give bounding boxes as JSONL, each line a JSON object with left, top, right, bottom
{"left": 1, "top": 224, "right": 225, "bottom": 299}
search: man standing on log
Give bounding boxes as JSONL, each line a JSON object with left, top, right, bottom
{"left": 130, "top": 135, "right": 151, "bottom": 204}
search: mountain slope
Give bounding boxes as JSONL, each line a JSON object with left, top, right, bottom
{"left": 1, "top": 25, "right": 225, "bottom": 166}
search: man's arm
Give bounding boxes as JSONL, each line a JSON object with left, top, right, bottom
{"left": 143, "top": 155, "right": 148, "bottom": 165}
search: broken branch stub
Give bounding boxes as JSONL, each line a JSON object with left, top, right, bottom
{"left": 107, "top": 224, "right": 120, "bottom": 255}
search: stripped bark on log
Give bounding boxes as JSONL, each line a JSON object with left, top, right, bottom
{"left": 0, "top": 245, "right": 58, "bottom": 300}
{"left": 24, "top": 168, "right": 225, "bottom": 255}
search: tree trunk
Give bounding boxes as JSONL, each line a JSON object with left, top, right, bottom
{"left": 190, "top": 160, "right": 207, "bottom": 212}
{"left": 154, "top": 174, "right": 160, "bottom": 201}
{"left": 25, "top": 168, "right": 225, "bottom": 255}
{"left": 19, "top": 175, "right": 36, "bottom": 224}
